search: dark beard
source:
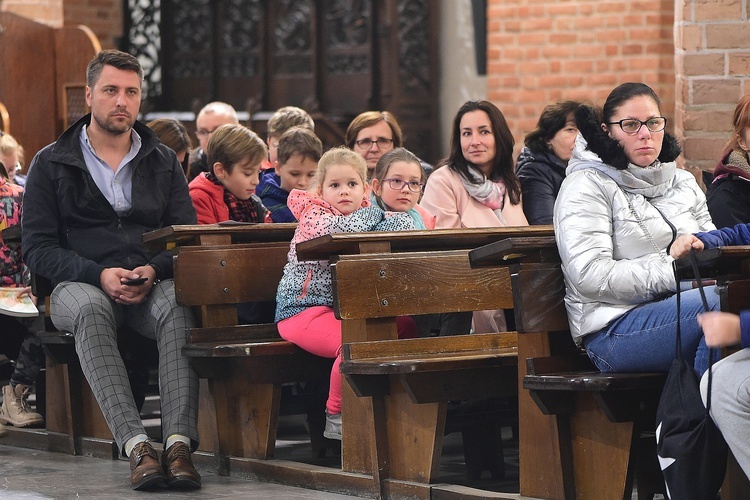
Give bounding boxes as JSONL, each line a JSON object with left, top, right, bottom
{"left": 93, "top": 110, "right": 134, "bottom": 136}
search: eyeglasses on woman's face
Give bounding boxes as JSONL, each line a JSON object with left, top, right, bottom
{"left": 355, "top": 138, "right": 394, "bottom": 150}
{"left": 607, "top": 117, "right": 667, "bottom": 135}
{"left": 382, "top": 178, "right": 424, "bottom": 192}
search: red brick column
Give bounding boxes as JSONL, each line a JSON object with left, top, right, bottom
{"left": 676, "top": 0, "right": 750, "bottom": 174}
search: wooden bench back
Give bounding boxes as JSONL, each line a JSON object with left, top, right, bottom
{"left": 174, "top": 242, "right": 288, "bottom": 306}
{"left": 331, "top": 250, "right": 513, "bottom": 320}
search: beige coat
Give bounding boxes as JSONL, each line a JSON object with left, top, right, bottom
{"left": 421, "top": 165, "right": 528, "bottom": 332}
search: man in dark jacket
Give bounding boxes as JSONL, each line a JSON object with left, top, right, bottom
{"left": 23, "top": 50, "right": 201, "bottom": 491}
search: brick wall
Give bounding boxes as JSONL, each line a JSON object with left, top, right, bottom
{"left": 0, "top": 0, "right": 64, "bottom": 27}
{"left": 485, "top": 0, "right": 750, "bottom": 175}
{"left": 486, "top": 0, "right": 676, "bottom": 159}
{"left": 63, "top": 0, "right": 121, "bottom": 49}
{"left": 676, "top": 0, "right": 750, "bottom": 172}
{"left": 1, "top": 0, "right": 122, "bottom": 49}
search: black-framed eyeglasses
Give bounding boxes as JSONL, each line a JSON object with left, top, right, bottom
{"left": 355, "top": 138, "right": 394, "bottom": 149}
{"left": 382, "top": 178, "right": 424, "bottom": 192}
{"left": 607, "top": 117, "right": 667, "bottom": 135}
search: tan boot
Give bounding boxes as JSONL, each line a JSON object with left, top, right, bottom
{"left": 0, "top": 384, "right": 44, "bottom": 427}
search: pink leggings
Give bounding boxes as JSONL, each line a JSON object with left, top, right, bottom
{"left": 277, "top": 306, "right": 417, "bottom": 414}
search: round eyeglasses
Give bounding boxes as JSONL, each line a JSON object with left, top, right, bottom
{"left": 382, "top": 178, "right": 424, "bottom": 192}
{"left": 607, "top": 117, "right": 667, "bottom": 135}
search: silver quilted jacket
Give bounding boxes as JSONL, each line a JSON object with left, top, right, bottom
{"left": 553, "top": 136, "right": 715, "bottom": 346}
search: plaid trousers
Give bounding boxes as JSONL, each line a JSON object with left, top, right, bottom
{"left": 50, "top": 279, "right": 199, "bottom": 455}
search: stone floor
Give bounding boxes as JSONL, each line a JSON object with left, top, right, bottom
{"left": 0, "top": 444, "right": 362, "bottom": 499}
{"left": 0, "top": 389, "right": 662, "bottom": 499}
{"left": 0, "top": 417, "right": 518, "bottom": 499}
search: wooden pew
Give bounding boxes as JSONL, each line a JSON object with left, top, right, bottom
{"left": 470, "top": 237, "right": 670, "bottom": 499}
{"left": 127, "top": 226, "right": 547, "bottom": 498}
{"left": 0, "top": 225, "right": 116, "bottom": 456}
{"left": 29, "top": 224, "right": 297, "bottom": 457}
{"left": 294, "top": 227, "right": 556, "bottom": 498}
{"left": 175, "top": 242, "right": 335, "bottom": 469}
{"left": 143, "top": 223, "right": 299, "bottom": 455}
{"left": 334, "top": 250, "right": 519, "bottom": 495}
{"left": 470, "top": 238, "right": 750, "bottom": 500}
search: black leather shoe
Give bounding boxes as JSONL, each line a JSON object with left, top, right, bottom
{"left": 162, "top": 441, "right": 201, "bottom": 489}
{"left": 129, "top": 441, "right": 167, "bottom": 490}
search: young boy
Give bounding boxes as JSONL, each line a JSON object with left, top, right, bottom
{"left": 264, "top": 106, "right": 315, "bottom": 170}
{"left": 189, "top": 124, "right": 270, "bottom": 224}
{"left": 258, "top": 127, "right": 323, "bottom": 222}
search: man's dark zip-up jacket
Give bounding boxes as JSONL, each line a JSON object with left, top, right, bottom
{"left": 22, "top": 114, "right": 197, "bottom": 287}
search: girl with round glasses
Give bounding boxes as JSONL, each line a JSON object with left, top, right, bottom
{"left": 370, "top": 148, "right": 435, "bottom": 229}
{"left": 554, "top": 82, "right": 718, "bottom": 375}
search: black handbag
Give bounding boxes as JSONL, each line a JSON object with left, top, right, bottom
{"left": 655, "top": 249, "right": 728, "bottom": 500}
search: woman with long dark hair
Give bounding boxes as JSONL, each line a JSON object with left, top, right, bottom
{"left": 421, "top": 100, "right": 527, "bottom": 332}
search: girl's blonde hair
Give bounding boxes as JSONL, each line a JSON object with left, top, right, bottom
{"left": 0, "top": 132, "right": 19, "bottom": 156}
{"left": 206, "top": 124, "right": 267, "bottom": 174}
{"left": 314, "top": 146, "right": 367, "bottom": 189}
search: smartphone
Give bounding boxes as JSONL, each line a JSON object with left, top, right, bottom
{"left": 121, "top": 277, "right": 148, "bottom": 286}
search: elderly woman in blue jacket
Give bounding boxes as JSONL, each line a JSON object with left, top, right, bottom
{"left": 516, "top": 100, "right": 580, "bottom": 225}
{"left": 554, "top": 82, "right": 717, "bottom": 376}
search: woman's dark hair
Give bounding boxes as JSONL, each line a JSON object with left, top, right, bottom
{"left": 0, "top": 160, "right": 7, "bottom": 181}
{"left": 439, "top": 100, "right": 520, "bottom": 205}
{"left": 574, "top": 83, "right": 680, "bottom": 170}
{"left": 602, "top": 82, "right": 661, "bottom": 124}
{"left": 524, "top": 101, "right": 580, "bottom": 153}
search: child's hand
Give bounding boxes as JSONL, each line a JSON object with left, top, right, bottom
{"left": 15, "top": 286, "right": 37, "bottom": 306}
{"left": 697, "top": 311, "right": 741, "bottom": 347}
{"left": 670, "top": 235, "right": 704, "bottom": 259}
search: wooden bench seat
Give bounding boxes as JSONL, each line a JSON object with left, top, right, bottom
{"left": 523, "top": 353, "right": 667, "bottom": 500}
{"left": 342, "top": 333, "right": 519, "bottom": 487}
{"left": 174, "top": 242, "right": 338, "bottom": 467}
{"left": 469, "top": 238, "right": 750, "bottom": 500}
{"left": 342, "top": 333, "right": 518, "bottom": 401}
{"left": 36, "top": 316, "right": 159, "bottom": 457}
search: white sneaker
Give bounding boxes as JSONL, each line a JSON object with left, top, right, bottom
{"left": 323, "top": 410, "right": 342, "bottom": 440}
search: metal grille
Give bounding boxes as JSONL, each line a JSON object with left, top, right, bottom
{"left": 126, "top": 0, "right": 162, "bottom": 110}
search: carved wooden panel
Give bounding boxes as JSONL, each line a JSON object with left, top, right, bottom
{"left": 128, "top": 0, "right": 441, "bottom": 162}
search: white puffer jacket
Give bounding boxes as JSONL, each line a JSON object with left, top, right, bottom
{"left": 554, "top": 135, "right": 715, "bottom": 346}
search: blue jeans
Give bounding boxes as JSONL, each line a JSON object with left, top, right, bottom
{"left": 583, "top": 286, "right": 720, "bottom": 376}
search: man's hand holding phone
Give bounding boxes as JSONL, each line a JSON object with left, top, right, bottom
{"left": 122, "top": 277, "right": 148, "bottom": 286}
{"left": 101, "top": 265, "right": 157, "bottom": 305}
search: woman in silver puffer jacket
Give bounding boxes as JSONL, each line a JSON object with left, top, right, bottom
{"left": 554, "top": 82, "right": 718, "bottom": 376}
